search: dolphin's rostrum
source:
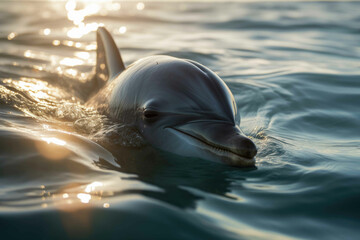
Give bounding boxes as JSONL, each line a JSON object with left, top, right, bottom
{"left": 87, "top": 27, "right": 257, "bottom": 167}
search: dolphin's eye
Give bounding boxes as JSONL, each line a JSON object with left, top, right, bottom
{"left": 143, "top": 109, "right": 159, "bottom": 121}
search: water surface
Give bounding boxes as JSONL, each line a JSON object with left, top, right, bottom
{"left": 0, "top": 1, "right": 360, "bottom": 239}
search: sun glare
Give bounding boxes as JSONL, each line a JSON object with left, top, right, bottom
{"left": 52, "top": 40, "right": 61, "bottom": 46}
{"left": 85, "top": 181, "right": 103, "bottom": 193}
{"left": 41, "top": 137, "right": 67, "bottom": 146}
{"left": 7, "top": 32, "right": 16, "bottom": 40}
{"left": 65, "top": 0, "right": 106, "bottom": 39}
{"left": 43, "top": 28, "right": 51, "bottom": 36}
{"left": 136, "top": 2, "right": 145, "bottom": 11}
{"left": 73, "top": 182, "right": 104, "bottom": 204}
{"left": 119, "top": 26, "right": 127, "bottom": 34}
{"left": 75, "top": 52, "right": 90, "bottom": 60}
{"left": 63, "top": 0, "right": 140, "bottom": 39}
{"left": 65, "top": 68, "right": 78, "bottom": 77}
{"left": 60, "top": 57, "right": 84, "bottom": 66}
{"left": 77, "top": 193, "right": 92, "bottom": 203}
{"left": 24, "top": 50, "right": 33, "bottom": 58}
{"left": 35, "top": 136, "right": 70, "bottom": 161}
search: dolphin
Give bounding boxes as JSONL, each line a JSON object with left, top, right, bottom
{"left": 87, "top": 27, "right": 257, "bottom": 167}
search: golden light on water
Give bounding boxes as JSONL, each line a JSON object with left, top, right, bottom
{"left": 7, "top": 32, "right": 16, "bottom": 40}
{"left": 85, "top": 43, "right": 97, "bottom": 51}
{"left": 65, "top": 0, "right": 105, "bottom": 39}
{"left": 77, "top": 193, "right": 92, "bottom": 203}
{"left": 43, "top": 28, "right": 51, "bottom": 36}
{"left": 7, "top": 78, "right": 55, "bottom": 101}
{"left": 65, "top": 0, "right": 76, "bottom": 12}
{"left": 49, "top": 181, "right": 107, "bottom": 208}
{"left": 7, "top": 0, "right": 142, "bottom": 169}
{"left": 62, "top": 0, "right": 143, "bottom": 39}
{"left": 77, "top": 181, "right": 104, "bottom": 203}
{"left": 52, "top": 40, "right": 61, "bottom": 46}
{"left": 24, "top": 50, "right": 33, "bottom": 58}
{"left": 35, "top": 137, "right": 70, "bottom": 160}
{"left": 119, "top": 26, "right": 127, "bottom": 34}
{"left": 66, "top": 2, "right": 100, "bottom": 25}
{"left": 107, "top": 2, "right": 120, "bottom": 11}
{"left": 42, "top": 137, "right": 67, "bottom": 146}
{"left": 60, "top": 57, "right": 84, "bottom": 66}
{"left": 136, "top": 2, "right": 145, "bottom": 11}
{"left": 75, "top": 51, "right": 90, "bottom": 60}
{"left": 7, "top": 0, "right": 143, "bottom": 73}
{"left": 67, "top": 22, "right": 101, "bottom": 39}
{"left": 75, "top": 42, "right": 82, "bottom": 48}
{"left": 16, "top": 79, "right": 47, "bottom": 92}
{"left": 64, "top": 40, "right": 74, "bottom": 47}
{"left": 65, "top": 68, "right": 78, "bottom": 77}
{"left": 34, "top": 180, "right": 113, "bottom": 236}
{"left": 36, "top": 178, "right": 127, "bottom": 213}
{"left": 85, "top": 181, "right": 103, "bottom": 193}
{"left": 37, "top": 180, "right": 108, "bottom": 207}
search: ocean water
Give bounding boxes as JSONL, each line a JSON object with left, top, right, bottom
{"left": 0, "top": 1, "right": 359, "bottom": 239}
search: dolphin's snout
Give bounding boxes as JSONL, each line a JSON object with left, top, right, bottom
{"left": 229, "top": 135, "right": 257, "bottom": 159}
{"left": 173, "top": 121, "right": 257, "bottom": 166}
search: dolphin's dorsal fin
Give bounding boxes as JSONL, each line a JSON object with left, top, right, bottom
{"left": 95, "top": 27, "right": 125, "bottom": 85}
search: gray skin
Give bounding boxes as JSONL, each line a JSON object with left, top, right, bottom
{"left": 87, "top": 27, "right": 257, "bottom": 167}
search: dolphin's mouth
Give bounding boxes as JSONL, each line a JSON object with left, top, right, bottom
{"left": 169, "top": 127, "right": 255, "bottom": 167}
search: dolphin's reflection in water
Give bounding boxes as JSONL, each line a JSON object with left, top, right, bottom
{"left": 96, "top": 144, "right": 255, "bottom": 210}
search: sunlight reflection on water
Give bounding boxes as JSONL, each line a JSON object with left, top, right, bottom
{"left": 37, "top": 137, "right": 70, "bottom": 160}
{"left": 63, "top": 0, "right": 145, "bottom": 39}
{"left": 50, "top": 180, "right": 115, "bottom": 209}
{"left": 60, "top": 57, "right": 84, "bottom": 66}
{"left": 42, "top": 137, "right": 67, "bottom": 146}
{"left": 77, "top": 193, "right": 92, "bottom": 203}
{"left": 65, "top": 0, "right": 105, "bottom": 39}
{"left": 1, "top": 1, "right": 359, "bottom": 239}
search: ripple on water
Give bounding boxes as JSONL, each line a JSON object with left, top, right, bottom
{"left": 0, "top": 1, "right": 360, "bottom": 240}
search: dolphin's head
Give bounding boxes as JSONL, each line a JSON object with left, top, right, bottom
{"left": 132, "top": 56, "right": 257, "bottom": 167}
{"left": 91, "top": 28, "right": 256, "bottom": 167}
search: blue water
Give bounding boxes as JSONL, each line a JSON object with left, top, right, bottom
{"left": 0, "top": 1, "right": 360, "bottom": 239}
